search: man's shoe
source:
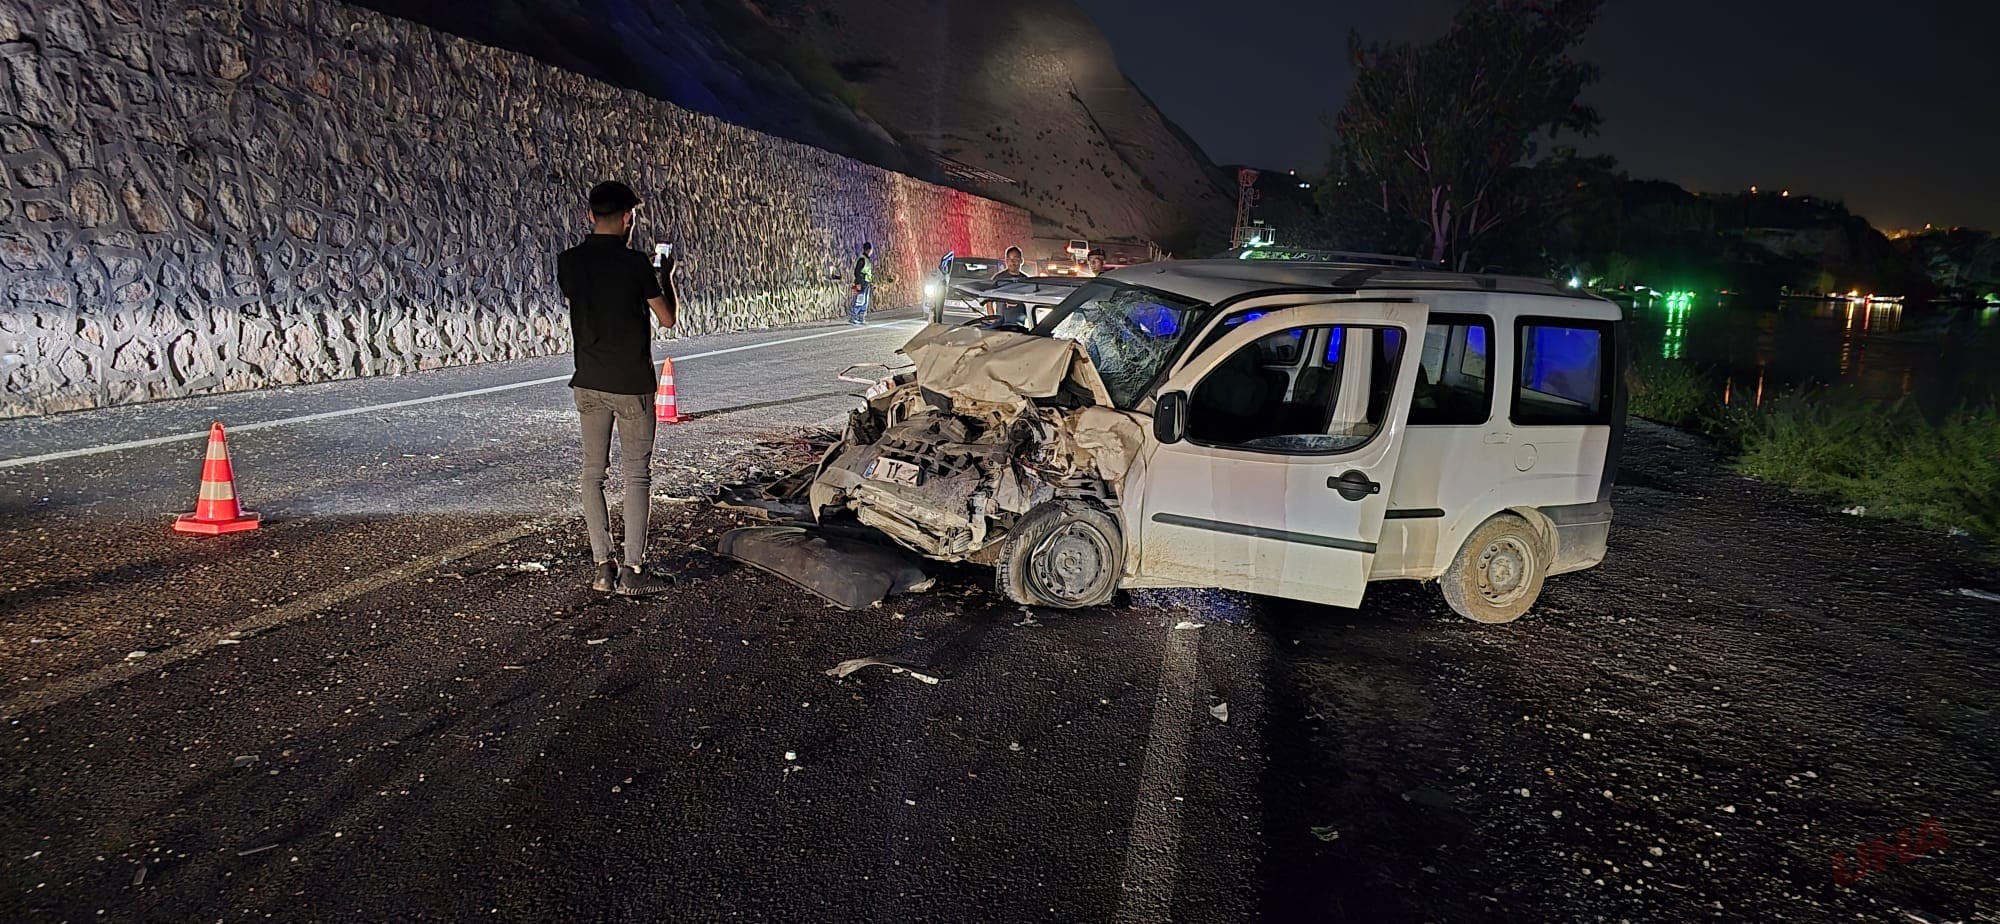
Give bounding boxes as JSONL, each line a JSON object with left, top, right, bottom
{"left": 615, "top": 565, "right": 676, "bottom": 597}
{"left": 591, "top": 561, "right": 618, "bottom": 592}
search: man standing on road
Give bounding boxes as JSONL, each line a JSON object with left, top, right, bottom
{"left": 557, "top": 180, "right": 677, "bottom": 596}
{"left": 849, "top": 241, "right": 874, "bottom": 325}
{"left": 1084, "top": 249, "right": 1106, "bottom": 276}
{"left": 985, "top": 245, "right": 1032, "bottom": 327}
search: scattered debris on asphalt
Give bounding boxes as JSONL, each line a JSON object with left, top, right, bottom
{"left": 1174, "top": 620, "right": 1204, "bottom": 631}
{"left": 1310, "top": 826, "right": 1340, "bottom": 843}
{"left": 231, "top": 755, "right": 259, "bottom": 768}
{"left": 1954, "top": 587, "right": 2000, "bottom": 604}
{"left": 132, "top": 865, "right": 147, "bottom": 886}
{"left": 124, "top": 650, "right": 147, "bottom": 660}
{"left": 1210, "top": 703, "right": 1230, "bottom": 723}
{"left": 1841, "top": 506, "right": 1867, "bottom": 516}
{"left": 825, "top": 657, "right": 942, "bottom": 685}
{"left": 236, "top": 844, "right": 278, "bottom": 857}
{"left": 502, "top": 561, "right": 550, "bottom": 573}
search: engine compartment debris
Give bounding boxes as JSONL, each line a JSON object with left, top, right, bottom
{"left": 807, "top": 323, "right": 1144, "bottom": 571}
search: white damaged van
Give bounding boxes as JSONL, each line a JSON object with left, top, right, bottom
{"left": 809, "top": 255, "right": 1624, "bottom": 623}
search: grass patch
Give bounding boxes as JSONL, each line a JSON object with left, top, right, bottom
{"left": 1725, "top": 398, "right": 2000, "bottom": 543}
{"left": 1625, "top": 356, "right": 1710, "bottom": 428}
{"left": 1625, "top": 359, "right": 1998, "bottom": 545}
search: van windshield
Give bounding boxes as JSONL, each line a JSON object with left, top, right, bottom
{"left": 1035, "top": 281, "right": 1211, "bottom": 409}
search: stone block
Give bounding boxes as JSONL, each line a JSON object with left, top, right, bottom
{"left": 119, "top": 179, "right": 173, "bottom": 233}
{"left": 40, "top": 4, "right": 89, "bottom": 54}
{"left": 67, "top": 176, "right": 115, "bottom": 226}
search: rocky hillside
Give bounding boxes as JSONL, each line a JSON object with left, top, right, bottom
{"left": 345, "top": 0, "right": 1227, "bottom": 247}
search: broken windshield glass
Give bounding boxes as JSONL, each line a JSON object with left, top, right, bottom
{"left": 1039, "top": 282, "right": 1209, "bottom": 409}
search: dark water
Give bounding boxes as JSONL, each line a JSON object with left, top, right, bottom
{"left": 1622, "top": 296, "right": 2000, "bottom": 416}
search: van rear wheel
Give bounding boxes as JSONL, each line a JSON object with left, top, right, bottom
{"left": 1439, "top": 514, "right": 1546, "bottom": 624}
{"left": 998, "top": 502, "right": 1123, "bottom": 609}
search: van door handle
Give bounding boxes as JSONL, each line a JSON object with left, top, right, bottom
{"left": 1482, "top": 432, "right": 1510, "bottom": 444}
{"left": 1328, "top": 470, "right": 1380, "bottom": 501}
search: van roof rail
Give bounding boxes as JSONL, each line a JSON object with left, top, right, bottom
{"left": 1214, "top": 246, "right": 1443, "bottom": 269}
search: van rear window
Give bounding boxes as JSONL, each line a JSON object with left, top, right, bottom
{"left": 1513, "top": 320, "right": 1612, "bottom": 425}
{"left": 1409, "top": 316, "right": 1493, "bottom": 426}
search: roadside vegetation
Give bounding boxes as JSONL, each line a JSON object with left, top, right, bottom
{"left": 1624, "top": 356, "right": 1709, "bottom": 429}
{"left": 1627, "top": 362, "right": 2000, "bottom": 544}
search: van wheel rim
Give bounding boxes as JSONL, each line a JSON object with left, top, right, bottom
{"left": 1476, "top": 537, "right": 1533, "bottom": 606}
{"left": 1033, "top": 522, "right": 1113, "bottom": 604}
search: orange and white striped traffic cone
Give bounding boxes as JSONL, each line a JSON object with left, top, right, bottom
{"left": 655, "top": 357, "right": 682, "bottom": 424}
{"left": 172, "top": 422, "right": 261, "bottom": 535}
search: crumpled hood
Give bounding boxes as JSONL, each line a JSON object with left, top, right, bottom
{"left": 900, "top": 324, "right": 1115, "bottom": 413}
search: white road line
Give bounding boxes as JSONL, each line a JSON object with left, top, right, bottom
{"left": 0, "top": 517, "right": 557, "bottom": 721}
{"left": 1113, "top": 624, "right": 1201, "bottom": 923}
{"left": 0, "top": 320, "right": 921, "bottom": 470}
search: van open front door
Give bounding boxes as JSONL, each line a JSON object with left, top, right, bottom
{"left": 1131, "top": 302, "right": 1428, "bottom": 607}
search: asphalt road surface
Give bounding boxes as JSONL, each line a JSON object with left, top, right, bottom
{"left": 3, "top": 310, "right": 1996, "bottom": 923}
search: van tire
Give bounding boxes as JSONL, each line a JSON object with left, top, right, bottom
{"left": 1439, "top": 514, "right": 1546, "bottom": 624}
{"left": 998, "top": 502, "right": 1123, "bottom": 609}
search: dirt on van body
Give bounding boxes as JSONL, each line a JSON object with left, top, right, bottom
{"left": 2, "top": 422, "right": 1995, "bottom": 922}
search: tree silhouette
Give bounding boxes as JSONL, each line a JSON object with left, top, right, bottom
{"left": 1325, "top": 0, "right": 1604, "bottom": 270}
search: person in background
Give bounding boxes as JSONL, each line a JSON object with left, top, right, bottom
{"left": 1085, "top": 249, "right": 1106, "bottom": 276}
{"left": 994, "top": 245, "right": 1030, "bottom": 283}
{"left": 985, "top": 245, "right": 1032, "bottom": 327}
{"left": 849, "top": 241, "right": 874, "bottom": 325}
{"left": 557, "top": 180, "right": 677, "bottom": 597}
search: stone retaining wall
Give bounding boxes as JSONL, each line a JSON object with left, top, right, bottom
{"left": 0, "top": 0, "right": 1031, "bottom": 417}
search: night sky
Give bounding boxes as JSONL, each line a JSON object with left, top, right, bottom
{"left": 1074, "top": 0, "right": 2000, "bottom": 232}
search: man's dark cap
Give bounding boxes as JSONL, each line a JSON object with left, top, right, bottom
{"left": 588, "top": 181, "right": 641, "bottom": 216}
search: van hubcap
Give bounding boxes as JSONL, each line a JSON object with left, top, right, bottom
{"left": 1477, "top": 537, "right": 1533, "bottom": 605}
{"left": 1033, "top": 523, "right": 1113, "bottom": 604}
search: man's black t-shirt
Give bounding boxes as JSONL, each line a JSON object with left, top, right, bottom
{"left": 558, "top": 234, "right": 663, "bottom": 395}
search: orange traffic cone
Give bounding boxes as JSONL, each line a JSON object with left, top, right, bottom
{"left": 655, "top": 357, "right": 682, "bottom": 424}
{"left": 173, "top": 423, "right": 260, "bottom": 535}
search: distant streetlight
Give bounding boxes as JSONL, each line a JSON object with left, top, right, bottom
{"left": 1750, "top": 185, "right": 1758, "bottom": 194}
{"left": 1781, "top": 189, "right": 1791, "bottom": 197}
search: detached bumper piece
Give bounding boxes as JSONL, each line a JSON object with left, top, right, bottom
{"left": 718, "top": 526, "right": 935, "bottom": 610}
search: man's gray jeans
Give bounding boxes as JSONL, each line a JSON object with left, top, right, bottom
{"left": 573, "top": 387, "right": 656, "bottom": 567}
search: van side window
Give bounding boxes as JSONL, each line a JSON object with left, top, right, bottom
{"left": 1188, "top": 325, "right": 1404, "bottom": 454}
{"left": 1408, "top": 317, "right": 1494, "bottom": 426}
{"left": 1513, "top": 320, "right": 1612, "bottom": 425}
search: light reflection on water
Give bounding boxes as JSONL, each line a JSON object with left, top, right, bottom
{"left": 1624, "top": 296, "right": 2000, "bottom": 416}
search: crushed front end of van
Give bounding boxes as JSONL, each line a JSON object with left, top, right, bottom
{"left": 805, "top": 324, "right": 1147, "bottom": 606}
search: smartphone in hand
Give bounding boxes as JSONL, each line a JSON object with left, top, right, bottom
{"left": 652, "top": 242, "right": 674, "bottom": 267}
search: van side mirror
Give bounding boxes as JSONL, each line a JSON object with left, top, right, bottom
{"left": 1154, "top": 391, "right": 1188, "bottom": 444}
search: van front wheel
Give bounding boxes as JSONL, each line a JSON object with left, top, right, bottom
{"left": 1439, "top": 514, "right": 1546, "bottom": 624}
{"left": 998, "top": 502, "right": 1123, "bottom": 608}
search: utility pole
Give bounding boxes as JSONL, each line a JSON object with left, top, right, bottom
{"left": 1231, "top": 168, "right": 1268, "bottom": 248}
